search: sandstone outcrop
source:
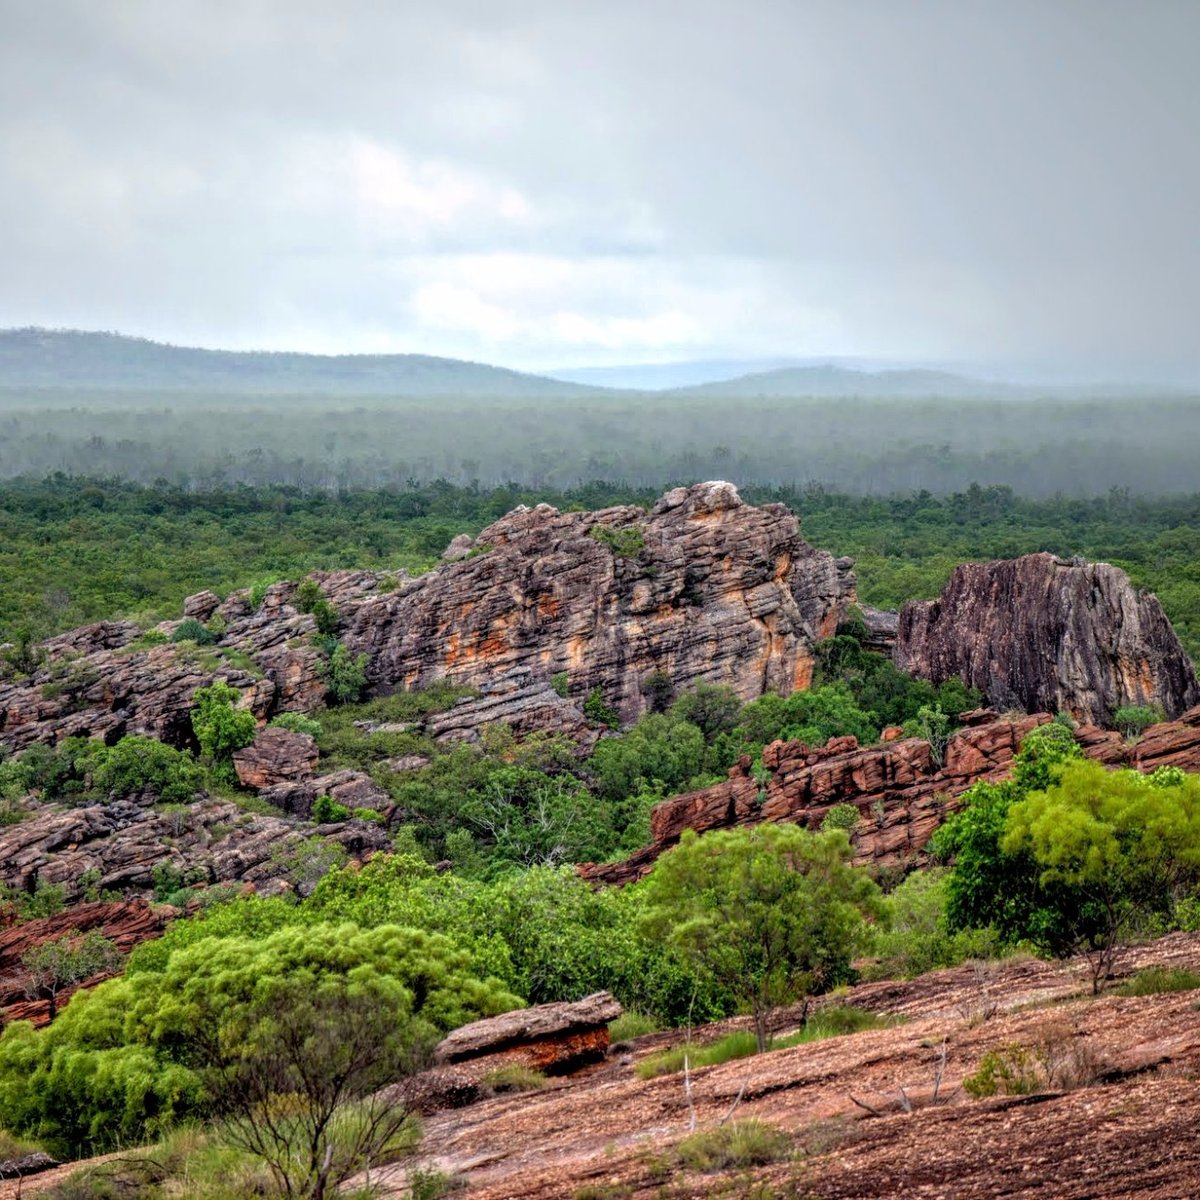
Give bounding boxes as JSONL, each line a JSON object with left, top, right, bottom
{"left": 232, "top": 727, "right": 319, "bottom": 790}
{"left": 896, "top": 552, "right": 1199, "bottom": 725}
{"left": 0, "top": 795, "right": 391, "bottom": 904}
{"left": 435, "top": 991, "right": 622, "bottom": 1076}
{"left": 0, "top": 484, "right": 853, "bottom": 752}
{"left": 582, "top": 705, "right": 1200, "bottom": 886}
{"left": 343, "top": 481, "right": 855, "bottom": 725}
{"left": 0, "top": 898, "right": 170, "bottom": 1025}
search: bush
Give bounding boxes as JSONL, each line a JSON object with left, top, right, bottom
{"left": 170, "top": 618, "right": 215, "bottom": 645}
{"left": 92, "top": 736, "right": 204, "bottom": 805}
{"left": 312, "top": 794, "right": 351, "bottom": 824}
{"left": 320, "top": 643, "right": 369, "bottom": 705}
{"left": 963, "top": 1044, "right": 1042, "bottom": 1098}
{"left": 820, "top": 803, "right": 860, "bottom": 834}
{"left": 269, "top": 711, "right": 323, "bottom": 736}
{"left": 589, "top": 524, "right": 644, "bottom": 558}
{"left": 583, "top": 687, "right": 620, "bottom": 730}
{"left": 1112, "top": 705, "right": 1163, "bottom": 739}
{"left": 1117, "top": 966, "right": 1200, "bottom": 995}
{"left": 190, "top": 682, "right": 257, "bottom": 769}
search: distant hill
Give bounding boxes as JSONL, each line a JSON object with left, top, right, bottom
{"left": 0, "top": 328, "right": 599, "bottom": 397}
{"left": 668, "top": 364, "right": 1021, "bottom": 399}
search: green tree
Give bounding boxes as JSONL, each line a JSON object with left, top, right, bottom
{"left": 1003, "top": 759, "right": 1200, "bottom": 991}
{"left": 190, "top": 681, "right": 257, "bottom": 779}
{"left": 638, "top": 824, "right": 882, "bottom": 1051}
{"left": 319, "top": 643, "right": 368, "bottom": 705}
{"left": 0, "top": 922, "right": 520, "bottom": 1155}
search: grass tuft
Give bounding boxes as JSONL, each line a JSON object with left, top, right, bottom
{"left": 1117, "top": 966, "right": 1200, "bottom": 996}
{"left": 674, "top": 1120, "right": 792, "bottom": 1172}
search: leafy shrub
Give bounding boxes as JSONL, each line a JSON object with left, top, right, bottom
{"left": 820, "top": 803, "right": 860, "bottom": 834}
{"left": 269, "top": 711, "right": 323, "bottom": 736}
{"left": 0, "top": 923, "right": 521, "bottom": 1155}
{"left": 963, "top": 1044, "right": 1043, "bottom": 1097}
{"left": 92, "top": 736, "right": 204, "bottom": 805}
{"left": 583, "top": 687, "right": 620, "bottom": 730}
{"left": 550, "top": 671, "right": 569, "bottom": 698}
{"left": 589, "top": 524, "right": 644, "bottom": 557}
{"left": 319, "top": 643, "right": 369, "bottom": 705}
{"left": 636, "top": 1030, "right": 760, "bottom": 1079}
{"left": 190, "top": 681, "right": 257, "bottom": 771}
{"left": 1113, "top": 705, "right": 1163, "bottom": 739}
{"left": 312, "top": 794, "right": 351, "bottom": 824}
{"left": 170, "top": 618, "right": 215, "bottom": 645}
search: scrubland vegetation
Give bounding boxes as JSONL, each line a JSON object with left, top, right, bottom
{"left": 3, "top": 466, "right": 1200, "bottom": 1194}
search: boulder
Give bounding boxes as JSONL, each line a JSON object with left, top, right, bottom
{"left": 233, "top": 727, "right": 319, "bottom": 790}
{"left": 896, "top": 553, "right": 1200, "bottom": 725}
{"left": 182, "top": 590, "right": 222, "bottom": 621}
{"left": 435, "top": 991, "right": 623, "bottom": 1076}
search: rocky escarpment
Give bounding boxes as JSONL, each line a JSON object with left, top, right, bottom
{"left": 0, "top": 483, "right": 852, "bottom": 751}
{"left": 342, "top": 481, "right": 855, "bottom": 725}
{"left": 582, "top": 705, "right": 1200, "bottom": 886}
{"left": 895, "top": 553, "right": 1199, "bottom": 725}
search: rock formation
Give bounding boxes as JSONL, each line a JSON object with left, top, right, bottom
{"left": 582, "top": 704, "right": 1200, "bottom": 886}
{"left": 434, "top": 991, "right": 622, "bottom": 1076}
{"left": 232, "top": 727, "right": 320, "bottom": 790}
{"left": 0, "top": 794, "right": 391, "bottom": 903}
{"left": 0, "top": 898, "right": 170, "bottom": 1026}
{"left": 342, "top": 481, "right": 855, "bottom": 725}
{"left": 0, "top": 483, "right": 853, "bottom": 752}
{"left": 895, "top": 552, "right": 1199, "bottom": 725}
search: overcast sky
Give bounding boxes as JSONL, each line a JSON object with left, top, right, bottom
{"left": 1, "top": 1, "right": 1197, "bottom": 379}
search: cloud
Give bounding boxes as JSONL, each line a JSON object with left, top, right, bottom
{"left": 0, "top": 0, "right": 1196, "bottom": 379}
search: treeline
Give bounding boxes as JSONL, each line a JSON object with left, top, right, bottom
{"left": 2, "top": 389, "right": 1200, "bottom": 495}
{"left": 2, "top": 476, "right": 1199, "bottom": 660}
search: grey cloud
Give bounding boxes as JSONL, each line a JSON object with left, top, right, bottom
{"left": 0, "top": 0, "right": 1196, "bottom": 379}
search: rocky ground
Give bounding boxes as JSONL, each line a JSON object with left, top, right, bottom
{"left": 364, "top": 934, "right": 1200, "bottom": 1199}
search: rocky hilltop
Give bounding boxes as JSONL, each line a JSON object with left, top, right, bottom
{"left": 342, "top": 480, "right": 854, "bottom": 723}
{"left": 894, "top": 552, "right": 1199, "bottom": 724}
{"left": 0, "top": 482, "right": 855, "bottom": 750}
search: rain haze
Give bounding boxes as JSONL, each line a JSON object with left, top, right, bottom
{"left": 2, "top": 0, "right": 1198, "bottom": 383}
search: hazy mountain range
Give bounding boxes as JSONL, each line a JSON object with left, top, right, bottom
{"left": 0, "top": 328, "right": 1186, "bottom": 400}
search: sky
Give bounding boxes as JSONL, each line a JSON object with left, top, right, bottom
{"left": 1, "top": 0, "right": 1197, "bottom": 380}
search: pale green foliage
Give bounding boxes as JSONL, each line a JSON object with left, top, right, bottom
{"left": 22, "top": 930, "right": 123, "bottom": 1020}
{"left": 269, "top": 711, "right": 323, "bottom": 736}
{"left": 820, "top": 803, "right": 860, "bottom": 834}
{"left": 0, "top": 922, "right": 520, "bottom": 1154}
{"left": 1112, "top": 704, "right": 1163, "bottom": 739}
{"left": 638, "top": 823, "right": 883, "bottom": 1050}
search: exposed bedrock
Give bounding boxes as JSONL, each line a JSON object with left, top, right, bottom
{"left": 895, "top": 552, "right": 1199, "bottom": 725}
{"left": 581, "top": 705, "right": 1200, "bottom": 886}
{"left": 342, "top": 480, "right": 856, "bottom": 724}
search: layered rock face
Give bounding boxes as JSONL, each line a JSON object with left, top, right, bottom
{"left": 582, "top": 705, "right": 1200, "bottom": 886}
{"left": 895, "top": 553, "right": 1199, "bottom": 725}
{"left": 0, "top": 483, "right": 852, "bottom": 752}
{"left": 344, "top": 481, "right": 855, "bottom": 725}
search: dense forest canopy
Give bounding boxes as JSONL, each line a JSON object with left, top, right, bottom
{"left": 3, "top": 389, "right": 1199, "bottom": 496}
